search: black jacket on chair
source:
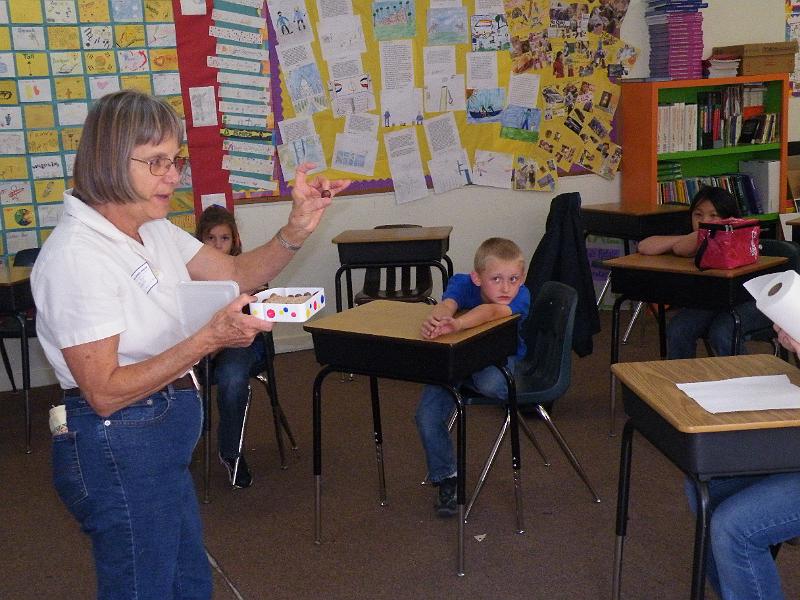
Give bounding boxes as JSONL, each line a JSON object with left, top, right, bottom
{"left": 525, "top": 192, "right": 600, "bottom": 357}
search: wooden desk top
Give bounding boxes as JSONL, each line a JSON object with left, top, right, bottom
{"left": 581, "top": 202, "right": 690, "bottom": 217}
{"left": 786, "top": 217, "right": 800, "bottom": 227}
{"left": 603, "top": 253, "right": 787, "bottom": 279}
{"left": 612, "top": 355, "right": 800, "bottom": 434}
{"left": 0, "top": 266, "right": 31, "bottom": 287}
{"left": 332, "top": 226, "right": 453, "bottom": 245}
{"left": 305, "top": 299, "right": 516, "bottom": 345}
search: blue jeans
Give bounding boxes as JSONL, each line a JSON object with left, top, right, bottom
{"left": 415, "top": 357, "right": 517, "bottom": 484}
{"left": 54, "top": 388, "right": 211, "bottom": 600}
{"left": 685, "top": 473, "right": 800, "bottom": 600}
{"left": 667, "top": 301, "right": 771, "bottom": 359}
{"left": 210, "top": 336, "right": 267, "bottom": 459}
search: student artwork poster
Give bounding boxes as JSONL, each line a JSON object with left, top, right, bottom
{"left": 264, "top": 0, "right": 633, "bottom": 198}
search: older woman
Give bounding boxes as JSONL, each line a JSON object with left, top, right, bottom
{"left": 32, "top": 90, "right": 349, "bottom": 599}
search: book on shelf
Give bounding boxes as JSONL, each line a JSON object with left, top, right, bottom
{"left": 657, "top": 173, "right": 762, "bottom": 215}
{"left": 739, "top": 159, "right": 781, "bottom": 214}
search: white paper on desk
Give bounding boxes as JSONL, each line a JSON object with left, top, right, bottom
{"left": 744, "top": 270, "right": 800, "bottom": 342}
{"left": 676, "top": 375, "right": 800, "bottom": 414}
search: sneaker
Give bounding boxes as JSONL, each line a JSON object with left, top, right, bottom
{"left": 435, "top": 476, "right": 458, "bottom": 518}
{"left": 219, "top": 453, "right": 253, "bottom": 489}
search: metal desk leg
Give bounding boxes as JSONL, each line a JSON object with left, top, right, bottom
{"left": 369, "top": 376, "right": 387, "bottom": 506}
{"left": 500, "top": 366, "right": 524, "bottom": 534}
{"left": 658, "top": 304, "right": 667, "bottom": 360}
{"left": 730, "top": 308, "right": 742, "bottom": 357}
{"left": 17, "top": 314, "right": 31, "bottom": 453}
{"left": 443, "top": 254, "right": 454, "bottom": 278}
{"left": 444, "top": 385, "right": 466, "bottom": 576}
{"left": 612, "top": 419, "right": 635, "bottom": 600}
{"left": 334, "top": 265, "right": 346, "bottom": 313}
{"left": 202, "top": 356, "right": 211, "bottom": 504}
{"left": 313, "top": 365, "right": 336, "bottom": 545}
{"left": 690, "top": 479, "right": 711, "bottom": 600}
{"left": 609, "top": 295, "right": 627, "bottom": 437}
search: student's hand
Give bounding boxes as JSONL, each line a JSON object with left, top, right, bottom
{"left": 284, "top": 163, "right": 351, "bottom": 243}
{"left": 775, "top": 325, "right": 800, "bottom": 355}
{"left": 422, "top": 316, "right": 462, "bottom": 339}
{"left": 203, "top": 294, "right": 272, "bottom": 350}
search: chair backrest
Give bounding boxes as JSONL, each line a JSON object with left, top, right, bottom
{"left": 760, "top": 239, "right": 800, "bottom": 273}
{"left": 516, "top": 281, "right": 578, "bottom": 408}
{"left": 13, "top": 247, "right": 39, "bottom": 267}
{"left": 357, "top": 225, "right": 434, "bottom": 302}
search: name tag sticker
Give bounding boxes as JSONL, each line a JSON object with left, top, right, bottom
{"left": 131, "top": 262, "right": 158, "bottom": 294}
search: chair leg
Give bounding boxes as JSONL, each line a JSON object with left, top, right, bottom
{"left": 517, "top": 411, "right": 550, "bottom": 467}
{"left": 464, "top": 411, "right": 510, "bottom": 523}
{"left": 535, "top": 405, "right": 601, "bottom": 503}
{"left": 621, "top": 301, "right": 644, "bottom": 345}
{"left": 231, "top": 387, "right": 252, "bottom": 486}
{"left": 255, "top": 373, "right": 298, "bottom": 470}
{"left": 595, "top": 272, "right": 611, "bottom": 307}
{"left": 0, "top": 338, "right": 16, "bottom": 391}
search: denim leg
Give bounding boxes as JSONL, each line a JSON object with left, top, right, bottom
{"left": 667, "top": 308, "right": 717, "bottom": 359}
{"left": 415, "top": 359, "right": 516, "bottom": 483}
{"left": 467, "top": 358, "right": 516, "bottom": 401}
{"left": 415, "top": 384, "right": 457, "bottom": 483}
{"left": 56, "top": 389, "right": 211, "bottom": 600}
{"left": 705, "top": 301, "right": 772, "bottom": 357}
{"left": 685, "top": 474, "right": 800, "bottom": 600}
{"left": 211, "top": 339, "right": 265, "bottom": 459}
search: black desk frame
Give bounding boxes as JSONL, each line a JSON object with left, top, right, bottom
{"left": 311, "top": 363, "right": 518, "bottom": 576}
{"left": 334, "top": 259, "right": 452, "bottom": 312}
{"left": 0, "top": 276, "right": 34, "bottom": 453}
{"left": 613, "top": 385, "right": 800, "bottom": 600}
{"left": 607, "top": 262, "right": 786, "bottom": 435}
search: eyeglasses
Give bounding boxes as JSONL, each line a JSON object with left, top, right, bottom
{"left": 130, "top": 155, "right": 189, "bottom": 176}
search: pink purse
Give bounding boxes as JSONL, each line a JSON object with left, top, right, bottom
{"left": 694, "top": 218, "right": 760, "bottom": 271}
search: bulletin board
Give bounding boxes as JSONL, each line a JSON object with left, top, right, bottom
{"left": 268, "top": 0, "right": 634, "bottom": 199}
{"left": 176, "top": 0, "right": 636, "bottom": 209}
{"left": 0, "top": 0, "right": 194, "bottom": 261}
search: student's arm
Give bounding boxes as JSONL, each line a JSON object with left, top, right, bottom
{"left": 637, "top": 231, "right": 697, "bottom": 257}
{"left": 422, "top": 303, "right": 511, "bottom": 339}
{"left": 670, "top": 231, "right": 700, "bottom": 257}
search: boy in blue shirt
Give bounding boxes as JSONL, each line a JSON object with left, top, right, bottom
{"left": 416, "top": 237, "right": 531, "bottom": 517}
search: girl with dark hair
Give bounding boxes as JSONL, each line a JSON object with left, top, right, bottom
{"left": 638, "top": 185, "right": 770, "bottom": 358}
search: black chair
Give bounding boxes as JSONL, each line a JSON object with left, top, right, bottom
{"left": 457, "top": 281, "right": 601, "bottom": 525}
{"left": 200, "top": 330, "right": 297, "bottom": 499}
{"left": 742, "top": 239, "right": 800, "bottom": 359}
{"left": 0, "top": 247, "right": 40, "bottom": 453}
{"left": 353, "top": 225, "right": 436, "bottom": 306}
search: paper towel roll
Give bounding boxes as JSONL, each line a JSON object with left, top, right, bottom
{"left": 755, "top": 270, "right": 800, "bottom": 342}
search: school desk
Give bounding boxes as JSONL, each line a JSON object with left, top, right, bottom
{"left": 611, "top": 355, "right": 800, "bottom": 600}
{"left": 331, "top": 226, "right": 454, "bottom": 311}
{"left": 581, "top": 202, "right": 691, "bottom": 252}
{"left": 604, "top": 253, "right": 788, "bottom": 435}
{"left": 0, "top": 264, "right": 34, "bottom": 453}
{"left": 304, "top": 300, "right": 519, "bottom": 576}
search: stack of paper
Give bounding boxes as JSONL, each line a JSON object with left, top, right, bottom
{"left": 677, "top": 375, "right": 800, "bottom": 414}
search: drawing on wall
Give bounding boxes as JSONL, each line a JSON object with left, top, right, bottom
{"left": 286, "top": 62, "right": 327, "bottom": 116}
{"left": 471, "top": 14, "right": 510, "bottom": 51}
{"left": 500, "top": 105, "right": 541, "bottom": 142}
{"left": 426, "top": 7, "right": 469, "bottom": 46}
{"left": 466, "top": 88, "right": 505, "bottom": 123}
{"left": 372, "top": 0, "right": 416, "bottom": 41}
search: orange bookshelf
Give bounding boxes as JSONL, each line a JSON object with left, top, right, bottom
{"left": 619, "top": 73, "right": 789, "bottom": 213}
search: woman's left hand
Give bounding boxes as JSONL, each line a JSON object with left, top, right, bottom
{"left": 286, "top": 163, "right": 351, "bottom": 239}
{"left": 775, "top": 325, "right": 800, "bottom": 355}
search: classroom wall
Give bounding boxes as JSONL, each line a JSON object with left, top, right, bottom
{"left": 9, "top": 0, "right": 796, "bottom": 390}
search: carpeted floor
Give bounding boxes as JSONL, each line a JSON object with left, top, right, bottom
{"left": 2, "top": 310, "right": 800, "bottom": 599}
